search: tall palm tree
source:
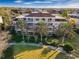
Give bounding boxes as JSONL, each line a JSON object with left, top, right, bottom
{"left": 17, "top": 19, "right": 27, "bottom": 42}
{"left": 37, "top": 21, "right": 48, "bottom": 42}
{"left": 59, "top": 10, "right": 77, "bottom": 27}
{"left": 59, "top": 10, "right": 76, "bottom": 45}
{"left": 57, "top": 23, "right": 75, "bottom": 45}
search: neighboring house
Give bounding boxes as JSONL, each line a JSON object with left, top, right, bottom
{"left": 69, "top": 14, "right": 79, "bottom": 25}
{"left": 13, "top": 12, "right": 67, "bottom": 36}
{"left": 0, "top": 16, "right": 3, "bottom": 24}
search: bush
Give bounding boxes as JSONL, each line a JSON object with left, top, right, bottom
{"left": 29, "top": 36, "right": 35, "bottom": 43}
{"left": 42, "top": 48, "right": 51, "bottom": 54}
{"left": 11, "top": 32, "right": 23, "bottom": 42}
{"left": 74, "top": 29, "right": 79, "bottom": 34}
{"left": 63, "top": 44, "right": 73, "bottom": 53}
{"left": 47, "top": 39, "right": 59, "bottom": 47}
{"left": 50, "top": 42, "right": 59, "bottom": 47}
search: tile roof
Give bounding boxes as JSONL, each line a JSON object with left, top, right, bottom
{"left": 25, "top": 13, "right": 54, "bottom": 17}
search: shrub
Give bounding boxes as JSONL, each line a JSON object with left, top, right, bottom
{"left": 48, "top": 39, "right": 59, "bottom": 47}
{"left": 42, "top": 48, "right": 51, "bottom": 54}
{"left": 63, "top": 44, "right": 73, "bottom": 53}
{"left": 50, "top": 42, "right": 58, "bottom": 47}
{"left": 11, "top": 32, "right": 23, "bottom": 42}
{"left": 29, "top": 36, "right": 35, "bottom": 43}
{"left": 74, "top": 29, "right": 79, "bottom": 34}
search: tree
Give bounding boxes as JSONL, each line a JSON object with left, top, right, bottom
{"left": 63, "top": 44, "right": 73, "bottom": 53}
{"left": 37, "top": 21, "right": 48, "bottom": 42}
{"left": 69, "top": 18, "right": 77, "bottom": 28}
{"left": 0, "top": 31, "right": 11, "bottom": 58}
{"left": 0, "top": 8, "right": 12, "bottom": 31}
{"left": 59, "top": 10, "right": 70, "bottom": 19}
{"left": 56, "top": 23, "right": 75, "bottom": 45}
{"left": 59, "top": 10, "right": 77, "bottom": 28}
{"left": 17, "top": 19, "right": 27, "bottom": 42}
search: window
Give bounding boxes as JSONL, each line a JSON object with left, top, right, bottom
{"left": 28, "top": 18, "right": 33, "bottom": 22}
{"left": 48, "top": 32, "right": 52, "bottom": 35}
{"left": 55, "top": 19, "right": 66, "bottom": 21}
{"left": 48, "top": 23, "right": 53, "bottom": 26}
{"left": 23, "top": 18, "right": 26, "bottom": 20}
{"left": 42, "top": 18, "right": 45, "bottom": 21}
{"left": 28, "top": 32, "right": 33, "bottom": 35}
{"left": 48, "top": 28, "right": 52, "bottom": 31}
{"left": 48, "top": 18, "right": 52, "bottom": 22}
{"left": 27, "top": 23, "right": 33, "bottom": 26}
{"left": 36, "top": 18, "right": 39, "bottom": 21}
{"left": 14, "top": 18, "right": 18, "bottom": 21}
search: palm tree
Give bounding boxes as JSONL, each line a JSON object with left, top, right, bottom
{"left": 59, "top": 10, "right": 70, "bottom": 19}
{"left": 17, "top": 19, "right": 27, "bottom": 42}
{"left": 37, "top": 21, "right": 48, "bottom": 42}
{"left": 59, "top": 10, "right": 77, "bottom": 27}
{"left": 59, "top": 10, "right": 76, "bottom": 45}
{"left": 57, "top": 23, "right": 76, "bottom": 45}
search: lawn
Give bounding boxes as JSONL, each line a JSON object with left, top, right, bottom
{"left": 2, "top": 43, "right": 72, "bottom": 59}
{"left": 64, "top": 34, "right": 79, "bottom": 58}
{"left": 15, "top": 45, "right": 61, "bottom": 59}
{"left": 13, "top": 44, "right": 42, "bottom": 55}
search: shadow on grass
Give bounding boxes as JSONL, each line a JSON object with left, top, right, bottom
{"left": 41, "top": 48, "right": 51, "bottom": 56}
{"left": 13, "top": 45, "right": 42, "bottom": 55}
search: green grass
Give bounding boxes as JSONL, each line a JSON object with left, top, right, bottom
{"left": 2, "top": 44, "right": 42, "bottom": 59}
{"left": 3, "top": 33, "right": 79, "bottom": 59}
{"left": 64, "top": 34, "right": 79, "bottom": 58}
{"left": 13, "top": 44, "right": 42, "bottom": 55}
{"left": 55, "top": 53, "right": 75, "bottom": 59}
{"left": 64, "top": 34, "right": 79, "bottom": 49}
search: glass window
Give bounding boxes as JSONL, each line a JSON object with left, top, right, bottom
{"left": 27, "top": 23, "right": 33, "bottom": 26}
{"left": 23, "top": 18, "right": 26, "bottom": 20}
{"left": 28, "top": 32, "right": 33, "bottom": 35}
{"left": 48, "top": 23, "right": 53, "bottom": 26}
{"left": 48, "top": 18, "right": 52, "bottom": 22}
{"left": 36, "top": 18, "right": 39, "bottom": 21}
{"left": 42, "top": 18, "right": 45, "bottom": 21}
{"left": 55, "top": 19, "right": 66, "bottom": 21}
{"left": 28, "top": 18, "right": 33, "bottom": 22}
{"left": 48, "top": 28, "right": 52, "bottom": 31}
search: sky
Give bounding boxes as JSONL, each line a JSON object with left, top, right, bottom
{"left": 0, "top": 0, "right": 79, "bottom": 8}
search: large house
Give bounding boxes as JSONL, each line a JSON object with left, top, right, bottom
{"left": 13, "top": 12, "right": 67, "bottom": 36}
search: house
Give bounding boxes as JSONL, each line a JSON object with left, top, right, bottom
{"left": 0, "top": 16, "right": 3, "bottom": 24}
{"left": 13, "top": 12, "right": 67, "bottom": 36}
{"left": 69, "top": 14, "right": 79, "bottom": 25}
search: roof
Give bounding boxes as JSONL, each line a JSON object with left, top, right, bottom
{"left": 54, "top": 14, "right": 66, "bottom": 19}
{"left": 16, "top": 14, "right": 29, "bottom": 18}
{"left": 25, "top": 13, "right": 54, "bottom": 17}
{"left": 68, "top": 14, "right": 79, "bottom": 19}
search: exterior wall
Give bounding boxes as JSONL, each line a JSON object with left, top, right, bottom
{"left": 13, "top": 16, "right": 67, "bottom": 36}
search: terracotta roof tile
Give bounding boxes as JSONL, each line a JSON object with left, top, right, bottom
{"left": 25, "top": 13, "right": 54, "bottom": 17}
